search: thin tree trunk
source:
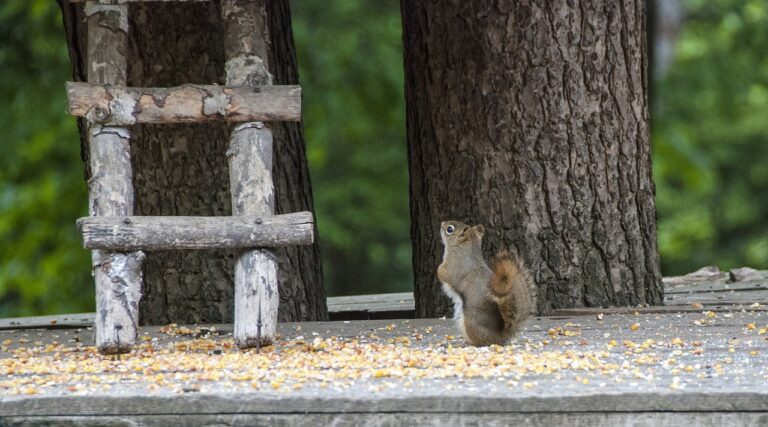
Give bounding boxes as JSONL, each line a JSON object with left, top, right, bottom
{"left": 402, "top": 0, "right": 663, "bottom": 316}
{"left": 58, "top": 0, "right": 326, "bottom": 324}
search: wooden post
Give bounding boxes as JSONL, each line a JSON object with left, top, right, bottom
{"left": 85, "top": 2, "right": 143, "bottom": 354}
{"left": 222, "top": 0, "right": 279, "bottom": 348}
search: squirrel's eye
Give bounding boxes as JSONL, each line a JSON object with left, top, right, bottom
{"left": 446, "top": 225, "right": 455, "bottom": 234}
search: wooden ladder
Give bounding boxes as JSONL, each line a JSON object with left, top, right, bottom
{"left": 67, "top": 0, "right": 312, "bottom": 354}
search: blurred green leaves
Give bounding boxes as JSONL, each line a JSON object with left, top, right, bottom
{"left": 292, "top": 0, "right": 411, "bottom": 296}
{"left": 653, "top": 0, "right": 768, "bottom": 274}
{"left": 0, "top": 0, "right": 91, "bottom": 316}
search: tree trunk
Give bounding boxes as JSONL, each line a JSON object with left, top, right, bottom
{"left": 58, "top": 0, "right": 326, "bottom": 324}
{"left": 401, "top": 0, "right": 663, "bottom": 317}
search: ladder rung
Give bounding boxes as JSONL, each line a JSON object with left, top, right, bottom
{"left": 71, "top": 0, "right": 210, "bottom": 3}
{"left": 77, "top": 212, "right": 314, "bottom": 251}
{"left": 66, "top": 82, "right": 301, "bottom": 125}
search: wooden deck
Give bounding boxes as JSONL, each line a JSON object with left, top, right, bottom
{"left": 1, "top": 267, "right": 766, "bottom": 329}
{"left": 1, "top": 267, "right": 767, "bottom": 426}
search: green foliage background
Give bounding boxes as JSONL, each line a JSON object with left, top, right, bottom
{"left": 0, "top": 0, "right": 766, "bottom": 316}
{"left": 0, "top": 0, "right": 91, "bottom": 316}
{"left": 292, "top": 0, "right": 411, "bottom": 296}
{"left": 653, "top": 0, "right": 768, "bottom": 275}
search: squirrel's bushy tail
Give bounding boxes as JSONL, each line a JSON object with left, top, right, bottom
{"left": 489, "top": 249, "right": 537, "bottom": 335}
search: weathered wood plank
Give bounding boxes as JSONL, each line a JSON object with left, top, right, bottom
{"left": 0, "top": 313, "right": 94, "bottom": 330}
{"left": 326, "top": 292, "right": 414, "bottom": 305}
{"left": 328, "top": 302, "right": 415, "bottom": 313}
{"left": 664, "top": 290, "right": 768, "bottom": 305}
{"left": 328, "top": 309, "right": 416, "bottom": 321}
{"left": 2, "top": 315, "right": 764, "bottom": 357}
{"left": 664, "top": 279, "right": 766, "bottom": 294}
{"left": 4, "top": 412, "right": 767, "bottom": 427}
{"left": 0, "top": 294, "right": 412, "bottom": 331}
{"left": 327, "top": 302, "right": 414, "bottom": 313}
{"left": 3, "top": 261, "right": 766, "bottom": 332}
{"left": 0, "top": 291, "right": 763, "bottom": 333}
{"left": 327, "top": 292, "right": 415, "bottom": 315}
{"left": 729, "top": 267, "right": 766, "bottom": 282}
{"left": 85, "top": 3, "right": 143, "bottom": 355}
{"left": 3, "top": 314, "right": 763, "bottom": 347}
{"left": 662, "top": 265, "right": 729, "bottom": 287}
{"left": 552, "top": 304, "right": 767, "bottom": 316}
{"left": 77, "top": 212, "right": 314, "bottom": 250}
{"left": 66, "top": 82, "right": 301, "bottom": 125}
{"left": 3, "top": 392, "right": 768, "bottom": 416}
{"left": 1, "top": 314, "right": 767, "bottom": 420}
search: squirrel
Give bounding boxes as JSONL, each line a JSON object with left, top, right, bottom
{"left": 437, "top": 220, "right": 537, "bottom": 346}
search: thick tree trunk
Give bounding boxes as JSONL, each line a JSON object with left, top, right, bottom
{"left": 402, "top": 0, "right": 663, "bottom": 317}
{"left": 58, "top": 0, "right": 326, "bottom": 324}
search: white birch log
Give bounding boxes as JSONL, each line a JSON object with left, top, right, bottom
{"left": 77, "top": 213, "right": 314, "bottom": 250}
{"left": 222, "top": 0, "right": 284, "bottom": 350}
{"left": 228, "top": 123, "right": 279, "bottom": 349}
{"left": 92, "top": 249, "right": 145, "bottom": 354}
{"left": 89, "top": 125, "right": 143, "bottom": 355}
{"left": 86, "top": 3, "right": 143, "bottom": 355}
{"left": 73, "top": 0, "right": 206, "bottom": 2}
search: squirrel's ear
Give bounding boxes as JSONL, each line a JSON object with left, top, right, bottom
{"left": 473, "top": 225, "right": 485, "bottom": 237}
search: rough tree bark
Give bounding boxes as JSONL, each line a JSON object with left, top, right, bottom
{"left": 401, "top": 0, "right": 663, "bottom": 316}
{"left": 58, "top": 0, "right": 326, "bottom": 324}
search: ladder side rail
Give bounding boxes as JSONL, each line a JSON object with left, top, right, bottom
{"left": 223, "top": 0, "right": 281, "bottom": 349}
{"left": 85, "top": 2, "right": 144, "bottom": 355}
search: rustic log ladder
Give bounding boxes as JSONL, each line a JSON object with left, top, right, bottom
{"left": 67, "top": 0, "right": 312, "bottom": 354}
